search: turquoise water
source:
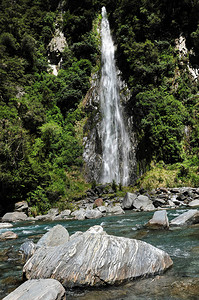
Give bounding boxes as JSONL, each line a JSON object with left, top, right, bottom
{"left": 0, "top": 209, "right": 199, "bottom": 299}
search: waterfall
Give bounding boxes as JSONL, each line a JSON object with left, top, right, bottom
{"left": 100, "top": 7, "right": 131, "bottom": 186}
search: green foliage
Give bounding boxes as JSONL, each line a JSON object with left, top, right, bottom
{"left": 27, "top": 186, "right": 50, "bottom": 215}
{"left": 0, "top": 0, "right": 199, "bottom": 215}
{"left": 55, "top": 60, "right": 91, "bottom": 114}
{"left": 135, "top": 89, "right": 188, "bottom": 163}
{"left": 110, "top": 0, "right": 199, "bottom": 170}
{"left": 112, "top": 180, "right": 117, "bottom": 192}
{"left": 0, "top": 0, "right": 100, "bottom": 215}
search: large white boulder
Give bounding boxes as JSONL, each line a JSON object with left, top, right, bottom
{"left": 23, "top": 225, "right": 173, "bottom": 288}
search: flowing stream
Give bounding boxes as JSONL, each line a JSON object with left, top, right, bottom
{"left": 100, "top": 7, "right": 131, "bottom": 186}
{"left": 0, "top": 208, "right": 199, "bottom": 299}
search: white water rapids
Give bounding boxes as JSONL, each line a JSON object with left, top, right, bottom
{"left": 100, "top": 7, "right": 131, "bottom": 185}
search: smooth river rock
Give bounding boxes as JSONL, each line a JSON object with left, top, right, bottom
{"left": 170, "top": 209, "right": 199, "bottom": 226}
{"left": 23, "top": 225, "right": 173, "bottom": 287}
{"left": 0, "top": 223, "right": 13, "bottom": 229}
{"left": 146, "top": 210, "right": 169, "bottom": 229}
{"left": 122, "top": 193, "right": 155, "bottom": 211}
{"left": 188, "top": 200, "right": 199, "bottom": 207}
{"left": 2, "top": 279, "right": 66, "bottom": 300}
{"left": 122, "top": 192, "right": 137, "bottom": 209}
{"left": 2, "top": 212, "right": 27, "bottom": 222}
{"left": 71, "top": 208, "right": 86, "bottom": 220}
{"left": 0, "top": 231, "right": 18, "bottom": 240}
{"left": 107, "top": 205, "right": 125, "bottom": 214}
{"left": 36, "top": 224, "right": 69, "bottom": 248}
{"left": 85, "top": 208, "right": 103, "bottom": 219}
{"left": 133, "top": 195, "right": 155, "bottom": 211}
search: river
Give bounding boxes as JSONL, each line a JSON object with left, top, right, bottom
{"left": 0, "top": 209, "right": 199, "bottom": 299}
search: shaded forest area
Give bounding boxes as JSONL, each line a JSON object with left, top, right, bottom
{"left": 0, "top": 0, "right": 199, "bottom": 215}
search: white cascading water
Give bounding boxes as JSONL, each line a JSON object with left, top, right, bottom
{"left": 100, "top": 7, "right": 131, "bottom": 186}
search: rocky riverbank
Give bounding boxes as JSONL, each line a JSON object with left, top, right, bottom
{"left": 1, "top": 205, "right": 199, "bottom": 300}
{"left": 1, "top": 186, "right": 199, "bottom": 226}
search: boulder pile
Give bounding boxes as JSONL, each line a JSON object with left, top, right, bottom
{"left": 1, "top": 186, "right": 199, "bottom": 223}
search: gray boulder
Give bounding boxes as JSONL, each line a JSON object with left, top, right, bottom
{"left": 23, "top": 225, "right": 173, "bottom": 287}
{"left": 97, "top": 206, "right": 107, "bottom": 213}
{"left": 107, "top": 205, "right": 125, "bottom": 215}
{"left": 122, "top": 193, "right": 155, "bottom": 211}
{"left": 20, "top": 240, "right": 36, "bottom": 260}
{"left": 0, "top": 231, "right": 18, "bottom": 240}
{"left": 168, "top": 200, "right": 176, "bottom": 207}
{"left": 2, "top": 279, "right": 66, "bottom": 300}
{"left": 34, "top": 215, "right": 50, "bottom": 221}
{"left": 146, "top": 210, "right": 169, "bottom": 229}
{"left": 0, "top": 223, "right": 13, "bottom": 229}
{"left": 34, "top": 208, "right": 59, "bottom": 221}
{"left": 15, "top": 201, "right": 28, "bottom": 213}
{"left": 188, "top": 200, "right": 199, "bottom": 207}
{"left": 122, "top": 192, "right": 137, "bottom": 209}
{"left": 133, "top": 195, "right": 155, "bottom": 211}
{"left": 85, "top": 208, "right": 103, "bottom": 219}
{"left": 71, "top": 208, "right": 86, "bottom": 220}
{"left": 2, "top": 212, "right": 27, "bottom": 222}
{"left": 170, "top": 209, "right": 199, "bottom": 226}
{"left": 47, "top": 208, "right": 59, "bottom": 216}
{"left": 36, "top": 224, "right": 69, "bottom": 249}
{"left": 60, "top": 209, "right": 71, "bottom": 217}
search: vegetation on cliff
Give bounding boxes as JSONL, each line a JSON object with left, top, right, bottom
{"left": 0, "top": 0, "right": 199, "bottom": 215}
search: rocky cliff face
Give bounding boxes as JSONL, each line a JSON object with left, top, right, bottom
{"left": 175, "top": 34, "right": 199, "bottom": 81}
{"left": 83, "top": 71, "right": 137, "bottom": 185}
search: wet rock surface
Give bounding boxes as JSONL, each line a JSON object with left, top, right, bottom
{"left": 67, "top": 276, "right": 199, "bottom": 300}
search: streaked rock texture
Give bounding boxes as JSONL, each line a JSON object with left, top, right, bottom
{"left": 20, "top": 240, "right": 36, "bottom": 261}
{"left": 2, "top": 279, "right": 66, "bottom": 300}
{"left": 23, "top": 225, "right": 173, "bottom": 287}
{"left": 170, "top": 209, "right": 199, "bottom": 226}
